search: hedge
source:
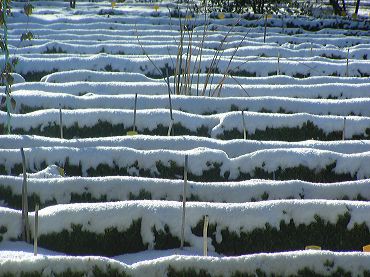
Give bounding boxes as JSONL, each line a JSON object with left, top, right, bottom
{"left": 0, "top": 266, "right": 363, "bottom": 277}
{"left": 1, "top": 120, "right": 369, "bottom": 141}
{"left": 0, "top": 160, "right": 356, "bottom": 183}
{"left": 1, "top": 182, "right": 369, "bottom": 211}
{"left": 28, "top": 213, "right": 370, "bottom": 256}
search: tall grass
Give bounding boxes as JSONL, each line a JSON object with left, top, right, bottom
{"left": 136, "top": 1, "right": 262, "bottom": 97}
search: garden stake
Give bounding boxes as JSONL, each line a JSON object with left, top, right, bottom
{"left": 167, "top": 119, "right": 174, "bottom": 136}
{"left": 166, "top": 67, "right": 174, "bottom": 136}
{"left": 346, "top": 48, "right": 349, "bottom": 77}
{"left": 127, "top": 94, "right": 138, "bottom": 135}
{"left": 203, "top": 215, "right": 209, "bottom": 256}
{"left": 180, "top": 154, "right": 188, "bottom": 249}
{"left": 59, "top": 104, "right": 63, "bottom": 139}
{"left": 242, "top": 111, "right": 246, "bottom": 140}
{"left": 305, "top": 245, "right": 321, "bottom": 250}
{"left": 34, "top": 204, "right": 39, "bottom": 256}
{"left": 21, "top": 148, "right": 30, "bottom": 243}
{"left": 342, "top": 117, "right": 346, "bottom": 140}
{"left": 133, "top": 93, "right": 137, "bottom": 132}
{"left": 263, "top": 14, "right": 268, "bottom": 43}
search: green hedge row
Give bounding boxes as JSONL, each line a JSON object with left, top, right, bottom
{"left": 0, "top": 160, "right": 356, "bottom": 183}
{"left": 1, "top": 264, "right": 368, "bottom": 277}
{"left": 27, "top": 213, "right": 370, "bottom": 256}
{"left": 167, "top": 267, "right": 370, "bottom": 277}
{"left": 0, "top": 266, "right": 128, "bottom": 277}
{"left": 1, "top": 121, "right": 209, "bottom": 139}
{"left": 1, "top": 120, "right": 369, "bottom": 141}
{"left": 1, "top": 183, "right": 368, "bottom": 211}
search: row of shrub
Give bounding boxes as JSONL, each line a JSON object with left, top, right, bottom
{"left": 1, "top": 183, "right": 368, "bottom": 211}
{"left": 10, "top": 104, "right": 362, "bottom": 117}
{"left": 0, "top": 263, "right": 366, "bottom": 277}
{"left": 10, "top": 212, "right": 369, "bottom": 257}
{"left": 1, "top": 120, "right": 368, "bottom": 141}
{"left": 0, "top": 159, "right": 357, "bottom": 183}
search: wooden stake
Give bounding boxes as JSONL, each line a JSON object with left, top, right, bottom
{"left": 263, "top": 14, "right": 268, "bottom": 43}
{"left": 133, "top": 93, "right": 138, "bottom": 132}
{"left": 167, "top": 119, "right": 174, "bottom": 136}
{"left": 34, "top": 204, "right": 39, "bottom": 256}
{"left": 346, "top": 48, "right": 349, "bottom": 77}
{"left": 180, "top": 154, "right": 188, "bottom": 249}
{"left": 59, "top": 104, "right": 63, "bottom": 139}
{"left": 203, "top": 215, "right": 209, "bottom": 256}
{"left": 168, "top": 74, "right": 174, "bottom": 136}
{"left": 20, "top": 148, "right": 30, "bottom": 243}
{"left": 342, "top": 117, "right": 346, "bottom": 140}
{"left": 241, "top": 111, "right": 246, "bottom": 140}
{"left": 277, "top": 51, "right": 280, "bottom": 75}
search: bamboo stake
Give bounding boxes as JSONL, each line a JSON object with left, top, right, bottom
{"left": 180, "top": 154, "right": 188, "bottom": 249}
{"left": 59, "top": 104, "right": 63, "bottom": 139}
{"left": 203, "top": 215, "right": 209, "bottom": 256}
{"left": 133, "top": 93, "right": 138, "bottom": 132}
{"left": 242, "top": 111, "right": 246, "bottom": 140}
{"left": 3, "top": 0, "right": 11, "bottom": 134}
{"left": 263, "top": 14, "right": 268, "bottom": 43}
{"left": 346, "top": 48, "right": 349, "bottom": 77}
{"left": 20, "top": 148, "right": 30, "bottom": 243}
{"left": 342, "top": 117, "right": 346, "bottom": 140}
{"left": 34, "top": 204, "right": 39, "bottom": 256}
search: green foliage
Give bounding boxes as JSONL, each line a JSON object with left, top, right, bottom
{"left": 0, "top": 159, "right": 359, "bottom": 183}
{"left": 209, "top": 212, "right": 370, "bottom": 255}
{"left": 38, "top": 219, "right": 148, "bottom": 256}
{"left": 4, "top": 121, "right": 209, "bottom": 139}
{"left": 128, "top": 189, "right": 152, "bottom": 200}
{"left": 0, "top": 266, "right": 130, "bottom": 277}
{"left": 219, "top": 121, "right": 353, "bottom": 141}
{"left": 167, "top": 266, "right": 215, "bottom": 277}
{"left": 152, "top": 224, "right": 185, "bottom": 249}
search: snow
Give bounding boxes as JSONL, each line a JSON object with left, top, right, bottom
{"left": 1, "top": 109, "right": 369, "bottom": 139}
{"left": 0, "top": 146, "right": 370, "bottom": 179}
{"left": 2, "top": 135, "right": 370, "bottom": 156}
{"left": 10, "top": 91, "right": 370, "bottom": 117}
{"left": 2, "top": 248, "right": 370, "bottom": 276}
{"left": 8, "top": 80, "right": 370, "bottom": 98}
{"left": 1, "top": 200, "right": 370, "bottom": 250}
{"left": 2, "top": 0, "right": 370, "bottom": 273}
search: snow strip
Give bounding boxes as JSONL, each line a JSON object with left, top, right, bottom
{"left": 1, "top": 109, "right": 369, "bottom": 139}
{"left": 10, "top": 91, "right": 370, "bottom": 117}
{"left": 1, "top": 135, "right": 370, "bottom": 157}
{"left": 1, "top": 175, "right": 370, "bottom": 205}
{"left": 0, "top": 147, "right": 369, "bottom": 179}
{"left": 1, "top": 200, "right": 370, "bottom": 250}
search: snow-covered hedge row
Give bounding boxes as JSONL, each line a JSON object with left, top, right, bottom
{"left": 12, "top": 40, "right": 370, "bottom": 60}
{"left": 8, "top": 79, "right": 370, "bottom": 99}
{"left": 2, "top": 175, "right": 370, "bottom": 210}
{"left": 1, "top": 109, "right": 369, "bottom": 141}
{"left": 0, "top": 147, "right": 368, "bottom": 182}
{"left": 2, "top": 250, "right": 370, "bottom": 277}
{"left": 1, "top": 200, "right": 370, "bottom": 255}
{"left": 41, "top": 71, "right": 370, "bottom": 85}
{"left": 11, "top": 91, "right": 370, "bottom": 117}
{"left": 8, "top": 8, "right": 370, "bottom": 33}
{"left": 6, "top": 54, "right": 370, "bottom": 81}
{"left": 2, "top": 135, "right": 370, "bottom": 156}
